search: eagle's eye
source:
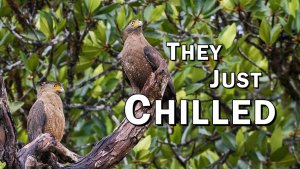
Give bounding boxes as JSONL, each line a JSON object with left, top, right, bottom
{"left": 53, "top": 84, "right": 58, "bottom": 88}
{"left": 131, "top": 21, "right": 135, "bottom": 26}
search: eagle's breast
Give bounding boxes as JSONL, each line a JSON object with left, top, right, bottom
{"left": 121, "top": 34, "right": 153, "bottom": 91}
{"left": 42, "top": 92, "right": 65, "bottom": 141}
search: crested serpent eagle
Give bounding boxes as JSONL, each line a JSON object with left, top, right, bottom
{"left": 27, "top": 81, "right": 65, "bottom": 142}
{"left": 121, "top": 19, "right": 179, "bottom": 121}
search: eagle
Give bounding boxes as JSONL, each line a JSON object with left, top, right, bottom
{"left": 27, "top": 81, "right": 65, "bottom": 142}
{"left": 121, "top": 19, "right": 178, "bottom": 118}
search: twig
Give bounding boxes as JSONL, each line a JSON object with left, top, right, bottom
{"left": 245, "top": 38, "right": 266, "bottom": 55}
{"left": 238, "top": 47, "right": 268, "bottom": 76}
{"left": 66, "top": 104, "right": 106, "bottom": 111}
{"left": 0, "top": 60, "right": 23, "bottom": 74}
{"left": 166, "top": 129, "right": 186, "bottom": 167}
{"left": 197, "top": 60, "right": 220, "bottom": 83}
{"left": 207, "top": 150, "right": 232, "bottom": 169}
{"left": 39, "top": 46, "right": 54, "bottom": 82}
{"left": 70, "top": 61, "right": 120, "bottom": 92}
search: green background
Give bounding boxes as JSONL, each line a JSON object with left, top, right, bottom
{"left": 0, "top": 0, "right": 300, "bottom": 168}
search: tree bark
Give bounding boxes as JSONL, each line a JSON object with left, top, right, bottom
{"left": 0, "top": 76, "right": 18, "bottom": 168}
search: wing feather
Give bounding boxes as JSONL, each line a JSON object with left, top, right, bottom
{"left": 27, "top": 100, "right": 46, "bottom": 142}
{"left": 143, "top": 46, "right": 176, "bottom": 98}
{"left": 143, "top": 46, "right": 162, "bottom": 70}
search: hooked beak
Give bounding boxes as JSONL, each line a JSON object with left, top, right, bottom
{"left": 138, "top": 21, "right": 143, "bottom": 27}
{"left": 60, "top": 87, "right": 65, "bottom": 93}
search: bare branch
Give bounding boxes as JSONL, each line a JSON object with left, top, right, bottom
{"left": 17, "top": 133, "right": 80, "bottom": 169}
{"left": 70, "top": 61, "right": 120, "bottom": 92}
{"left": 0, "top": 60, "right": 23, "bottom": 74}
{"left": 238, "top": 47, "right": 269, "bottom": 76}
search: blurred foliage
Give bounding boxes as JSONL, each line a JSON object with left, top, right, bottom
{"left": 0, "top": 0, "right": 300, "bottom": 168}
{"left": 0, "top": 161, "right": 5, "bottom": 169}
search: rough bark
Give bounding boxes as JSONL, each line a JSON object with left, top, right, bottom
{"left": 17, "top": 133, "right": 80, "bottom": 169}
{"left": 0, "top": 76, "right": 18, "bottom": 168}
{"left": 0, "top": 61, "right": 169, "bottom": 169}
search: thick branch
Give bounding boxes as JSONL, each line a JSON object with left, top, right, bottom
{"left": 17, "top": 133, "right": 56, "bottom": 169}
{"left": 0, "top": 76, "right": 18, "bottom": 168}
{"left": 17, "top": 133, "right": 80, "bottom": 169}
{"left": 64, "top": 64, "right": 170, "bottom": 169}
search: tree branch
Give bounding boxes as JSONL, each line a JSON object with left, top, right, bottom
{"left": 64, "top": 62, "right": 170, "bottom": 169}
{"left": 17, "top": 133, "right": 80, "bottom": 169}
{"left": 0, "top": 76, "right": 18, "bottom": 168}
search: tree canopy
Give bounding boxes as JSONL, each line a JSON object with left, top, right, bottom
{"left": 0, "top": 0, "right": 300, "bottom": 168}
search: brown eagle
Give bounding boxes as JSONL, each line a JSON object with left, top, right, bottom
{"left": 27, "top": 81, "right": 65, "bottom": 142}
{"left": 121, "top": 19, "right": 178, "bottom": 118}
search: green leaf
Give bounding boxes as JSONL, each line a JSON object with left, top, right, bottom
{"left": 220, "top": 0, "right": 235, "bottom": 12}
{"left": 55, "top": 19, "right": 66, "bottom": 34}
{"left": 161, "top": 144, "right": 173, "bottom": 157}
{"left": 81, "top": 45, "right": 102, "bottom": 60}
{"left": 221, "top": 132, "right": 236, "bottom": 151}
{"left": 276, "top": 153, "right": 298, "bottom": 166}
{"left": 256, "top": 151, "right": 266, "bottom": 162}
{"left": 174, "top": 68, "right": 190, "bottom": 90}
{"left": 270, "top": 145, "right": 289, "bottom": 161}
{"left": 25, "top": 54, "right": 39, "bottom": 72}
{"left": 94, "top": 3, "right": 118, "bottom": 16}
{"left": 101, "top": 77, "right": 119, "bottom": 93}
{"left": 269, "top": 0, "right": 281, "bottom": 11}
{"left": 134, "top": 135, "right": 151, "bottom": 152}
{"left": 259, "top": 19, "right": 271, "bottom": 44}
{"left": 143, "top": 5, "right": 153, "bottom": 21}
{"left": 236, "top": 129, "right": 245, "bottom": 146}
{"left": 9, "top": 101, "right": 24, "bottom": 113}
{"left": 0, "top": 0, "right": 11, "bottom": 17}
{"left": 116, "top": 6, "right": 126, "bottom": 29}
{"left": 270, "top": 24, "right": 281, "bottom": 44}
{"left": 170, "top": 125, "right": 182, "bottom": 144}
{"left": 20, "top": 30, "right": 46, "bottom": 41}
{"left": 296, "top": 9, "right": 300, "bottom": 33}
{"left": 203, "top": 0, "right": 217, "bottom": 14}
{"left": 270, "top": 127, "right": 282, "bottom": 153}
{"left": 288, "top": 0, "right": 299, "bottom": 17}
{"left": 39, "top": 11, "right": 53, "bottom": 32}
{"left": 185, "top": 83, "right": 204, "bottom": 94}
{"left": 245, "top": 131, "right": 259, "bottom": 152}
{"left": 0, "top": 161, "right": 6, "bottom": 169}
{"left": 136, "top": 149, "right": 151, "bottom": 163}
{"left": 37, "top": 11, "right": 53, "bottom": 38}
{"left": 220, "top": 23, "right": 237, "bottom": 49}
{"left": 149, "top": 5, "right": 165, "bottom": 22}
{"left": 85, "top": 0, "right": 101, "bottom": 13}
{"left": 95, "top": 21, "right": 107, "bottom": 42}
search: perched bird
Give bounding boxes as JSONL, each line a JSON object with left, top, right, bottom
{"left": 27, "top": 81, "right": 65, "bottom": 142}
{"left": 121, "top": 19, "right": 178, "bottom": 118}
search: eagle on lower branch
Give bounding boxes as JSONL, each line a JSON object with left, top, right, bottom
{"left": 27, "top": 81, "right": 65, "bottom": 142}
